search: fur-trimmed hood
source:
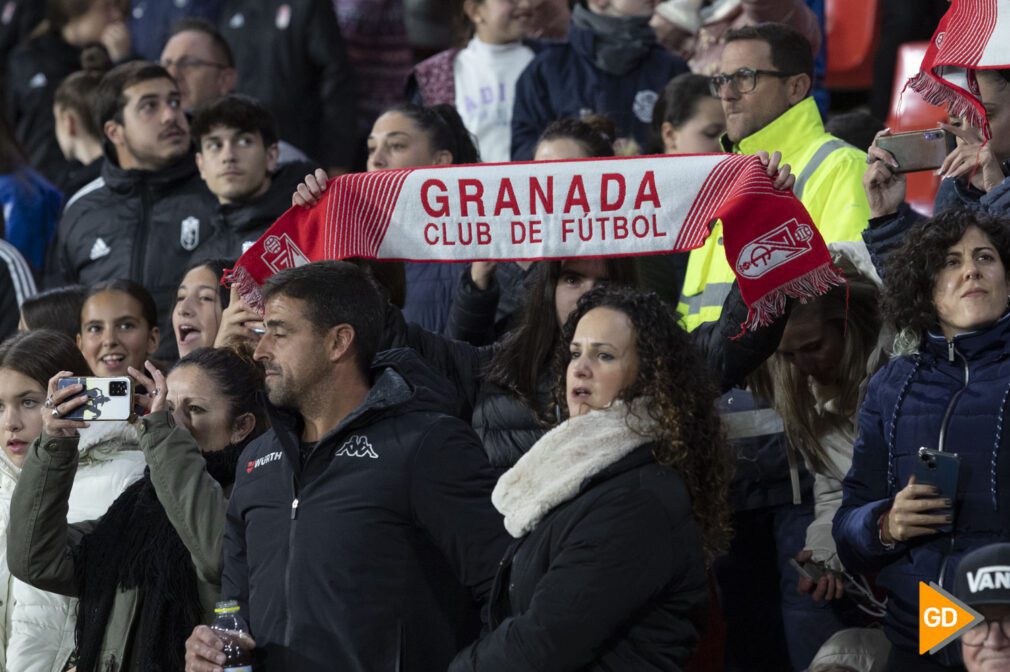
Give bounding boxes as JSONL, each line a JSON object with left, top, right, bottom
{"left": 492, "top": 400, "right": 658, "bottom": 538}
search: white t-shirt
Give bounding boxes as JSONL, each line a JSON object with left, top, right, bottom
{"left": 453, "top": 37, "right": 535, "bottom": 163}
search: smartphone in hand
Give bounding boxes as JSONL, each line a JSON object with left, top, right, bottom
{"left": 874, "top": 129, "right": 956, "bottom": 173}
{"left": 912, "top": 446, "right": 960, "bottom": 533}
{"left": 55, "top": 377, "right": 133, "bottom": 421}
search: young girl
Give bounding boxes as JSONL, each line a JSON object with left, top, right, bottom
{"left": 652, "top": 72, "right": 726, "bottom": 154}
{"left": 409, "top": 0, "right": 536, "bottom": 162}
{"left": 0, "top": 330, "right": 145, "bottom": 671}
{"left": 78, "top": 280, "right": 160, "bottom": 377}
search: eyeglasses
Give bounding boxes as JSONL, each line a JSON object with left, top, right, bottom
{"left": 708, "top": 68, "right": 796, "bottom": 97}
{"left": 962, "top": 616, "right": 1010, "bottom": 646}
{"left": 160, "top": 57, "right": 229, "bottom": 73}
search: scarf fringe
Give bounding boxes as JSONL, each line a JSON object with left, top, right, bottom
{"left": 223, "top": 265, "right": 265, "bottom": 313}
{"left": 736, "top": 262, "right": 846, "bottom": 336}
{"left": 907, "top": 71, "right": 988, "bottom": 132}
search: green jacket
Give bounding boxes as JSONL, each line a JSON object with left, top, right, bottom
{"left": 7, "top": 413, "right": 228, "bottom": 672}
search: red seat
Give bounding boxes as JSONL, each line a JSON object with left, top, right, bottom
{"left": 825, "top": 0, "right": 880, "bottom": 89}
{"left": 885, "top": 42, "right": 949, "bottom": 216}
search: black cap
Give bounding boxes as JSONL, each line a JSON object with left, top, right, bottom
{"left": 954, "top": 543, "right": 1010, "bottom": 607}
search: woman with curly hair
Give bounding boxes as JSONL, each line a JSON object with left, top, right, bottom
{"left": 450, "top": 285, "right": 731, "bottom": 671}
{"left": 834, "top": 209, "right": 1010, "bottom": 670}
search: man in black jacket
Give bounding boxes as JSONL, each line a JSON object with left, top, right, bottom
{"left": 218, "top": 0, "right": 357, "bottom": 174}
{"left": 185, "top": 261, "right": 509, "bottom": 671}
{"left": 46, "top": 61, "right": 218, "bottom": 360}
{"left": 190, "top": 94, "right": 314, "bottom": 262}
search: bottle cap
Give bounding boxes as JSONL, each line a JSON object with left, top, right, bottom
{"left": 214, "top": 600, "right": 241, "bottom": 614}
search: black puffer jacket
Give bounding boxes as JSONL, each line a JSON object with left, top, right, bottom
{"left": 192, "top": 161, "right": 315, "bottom": 263}
{"left": 4, "top": 31, "right": 78, "bottom": 186}
{"left": 222, "top": 349, "right": 509, "bottom": 671}
{"left": 450, "top": 444, "right": 707, "bottom": 671}
{"left": 47, "top": 150, "right": 218, "bottom": 359}
{"left": 385, "top": 285, "right": 784, "bottom": 468}
{"left": 218, "top": 0, "right": 357, "bottom": 170}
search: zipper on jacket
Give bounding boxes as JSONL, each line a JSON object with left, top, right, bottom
{"left": 936, "top": 340, "right": 968, "bottom": 589}
{"left": 290, "top": 497, "right": 299, "bottom": 520}
{"left": 129, "top": 183, "right": 152, "bottom": 284}
{"left": 284, "top": 474, "right": 300, "bottom": 670}
{"left": 937, "top": 341, "right": 969, "bottom": 453}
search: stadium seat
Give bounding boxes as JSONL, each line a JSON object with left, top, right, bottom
{"left": 885, "top": 42, "right": 949, "bottom": 216}
{"left": 824, "top": 0, "right": 880, "bottom": 89}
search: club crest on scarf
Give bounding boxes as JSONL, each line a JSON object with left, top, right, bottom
{"left": 736, "top": 219, "right": 814, "bottom": 279}
{"left": 261, "top": 233, "right": 310, "bottom": 274}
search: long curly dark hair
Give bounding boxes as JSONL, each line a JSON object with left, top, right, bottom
{"left": 883, "top": 209, "right": 1010, "bottom": 341}
{"left": 551, "top": 286, "right": 732, "bottom": 561}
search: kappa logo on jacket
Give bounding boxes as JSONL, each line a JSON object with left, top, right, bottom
{"left": 246, "top": 451, "right": 283, "bottom": 474}
{"left": 89, "top": 237, "right": 111, "bottom": 261}
{"left": 335, "top": 436, "right": 378, "bottom": 459}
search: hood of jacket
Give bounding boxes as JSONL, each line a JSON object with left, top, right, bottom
{"left": 99, "top": 144, "right": 202, "bottom": 197}
{"left": 76, "top": 421, "right": 140, "bottom": 461}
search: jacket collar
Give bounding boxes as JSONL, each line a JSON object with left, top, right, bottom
{"left": 723, "top": 96, "right": 824, "bottom": 158}
{"left": 923, "top": 310, "right": 1010, "bottom": 364}
{"left": 217, "top": 162, "right": 306, "bottom": 233}
{"left": 492, "top": 399, "right": 658, "bottom": 538}
{"left": 99, "top": 145, "right": 201, "bottom": 195}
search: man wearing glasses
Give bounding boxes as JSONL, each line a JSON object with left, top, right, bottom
{"left": 956, "top": 543, "right": 1010, "bottom": 671}
{"left": 160, "top": 18, "right": 308, "bottom": 166}
{"left": 677, "top": 22, "right": 870, "bottom": 332}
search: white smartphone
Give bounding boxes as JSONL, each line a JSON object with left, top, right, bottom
{"left": 56, "top": 377, "right": 133, "bottom": 421}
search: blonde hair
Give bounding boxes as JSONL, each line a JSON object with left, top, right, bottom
{"left": 751, "top": 255, "right": 885, "bottom": 475}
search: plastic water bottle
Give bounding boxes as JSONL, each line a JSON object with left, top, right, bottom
{"left": 211, "top": 600, "right": 254, "bottom": 671}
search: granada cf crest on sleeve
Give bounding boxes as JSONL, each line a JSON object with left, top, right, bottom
{"left": 180, "top": 216, "right": 201, "bottom": 251}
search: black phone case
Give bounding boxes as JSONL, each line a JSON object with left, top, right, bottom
{"left": 912, "top": 448, "right": 960, "bottom": 534}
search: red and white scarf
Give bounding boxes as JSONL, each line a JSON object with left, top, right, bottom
{"left": 230, "top": 154, "right": 843, "bottom": 331}
{"left": 908, "top": 0, "right": 1007, "bottom": 136}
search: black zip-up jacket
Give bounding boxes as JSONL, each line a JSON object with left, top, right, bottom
{"left": 192, "top": 161, "right": 315, "bottom": 263}
{"left": 47, "top": 149, "right": 218, "bottom": 359}
{"left": 4, "top": 31, "right": 79, "bottom": 186}
{"left": 222, "top": 348, "right": 510, "bottom": 671}
{"left": 451, "top": 445, "right": 707, "bottom": 671}
{"left": 0, "top": 0, "right": 45, "bottom": 93}
{"left": 218, "top": 0, "right": 357, "bottom": 170}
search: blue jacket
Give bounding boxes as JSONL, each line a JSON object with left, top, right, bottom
{"left": 509, "top": 20, "right": 688, "bottom": 160}
{"left": 0, "top": 167, "right": 62, "bottom": 272}
{"left": 402, "top": 261, "right": 467, "bottom": 335}
{"left": 833, "top": 312, "right": 1010, "bottom": 655}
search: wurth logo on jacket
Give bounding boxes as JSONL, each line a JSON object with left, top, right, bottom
{"left": 335, "top": 436, "right": 377, "bottom": 459}
{"left": 246, "top": 451, "right": 283, "bottom": 473}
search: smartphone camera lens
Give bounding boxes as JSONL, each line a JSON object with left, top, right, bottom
{"left": 110, "top": 381, "right": 128, "bottom": 396}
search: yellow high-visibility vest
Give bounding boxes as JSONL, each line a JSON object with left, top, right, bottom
{"left": 678, "top": 97, "right": 871, "bottom": 330}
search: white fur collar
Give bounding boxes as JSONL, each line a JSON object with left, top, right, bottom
{"left": 492, "top": 400, "right": 657, "bottom": 538}
{"left": 77, "top": 421, "right": 139, "bottom": 459}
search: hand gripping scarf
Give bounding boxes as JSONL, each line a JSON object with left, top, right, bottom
{"left": 229, "top": 154, "right": 843, "bottom": 331}
{"left": 908, "top": 0, "right": 1007, "bottom": 136}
